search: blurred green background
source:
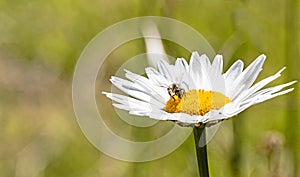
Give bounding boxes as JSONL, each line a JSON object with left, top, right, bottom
{"left": 0, "top": 0, "right": 299, "bottom": 177}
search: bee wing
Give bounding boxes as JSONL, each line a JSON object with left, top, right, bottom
{"left": 198, "top": 122, "right": 221, "bottom": 147}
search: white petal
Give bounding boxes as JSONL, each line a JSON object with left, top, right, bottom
{"left": 198, "top": 54, "right": 212, "bottom": 90}
{"left": 214, "top": 102, "right": 245, "bottom": 119}
{"left": 229, "top": 54, "right": 266, "bottom": 100}
{"left": 175, "top": 57, "right": 189, "bottom": 72}
{"left": 103, "top": 92, "right": 153, "bottom": 110}
{"left": 234, "top": 67, "right": 286, "bottom": 102}
{"left": 149, "top": 109, "right": 208, "bottom": 124}
{"left": 113, "top": 104, "right": 152, "bottom": 117}
{"left": 224, "top": 81, "right": 296, "bottom": 117}
{"left": 129, "top": 110, "right": 151, "bottom": 116}
{"left": 189, "top": 52, "right": 212, "bottom": 90}
{"left": 189, "top": 52, "right": 202, "bottom": 89}
{"left": 125, "top": 69, "right": 170, "bottom": 103}
{"left": 199, "top": 54, "right": 212, "bottom": 69}
{"left": 226, "top": 102, "right": 253, "bottom": 117}
{"left": 240, "top": 81, "right": 297, "bottom": 105}
{"left": 145, "top": 67, "right": 171, "bottom": 86}
{"left": 112, "top": 103, "right": 132, "bottom": 111}
{"left": 157, "top": 59, "right": 178, "bottom": 82}
{"left": 110, "top": 76, "right": 152, "bottom": 102}
{"left": 174, "top": 58, "right": 192, "bottom": 90}
{"left": 211, "top": 54, "right": 223, "bottom": 77}
{"left": 223, "top": 60, "right": 244, "bottom": 91}
{"left": 203, "top": 110, "right": 224, "bottom": 123}
{"left": 210, "top": 54, "right": 225, "bottom": 94}
{"left": 224, "top": 60, "right": 244, "bottom": 79}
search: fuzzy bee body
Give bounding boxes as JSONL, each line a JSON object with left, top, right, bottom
{"left": 167, "top": 83, "right": 185, "bottom": 99}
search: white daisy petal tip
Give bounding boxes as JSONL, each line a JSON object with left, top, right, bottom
{"left": 284, "top": 80, "right": 297, "bottom": 89}
{"left": 103, "top": 52, "right": 296, "bottom": 127}
{"left": 278, "top": 67, "right": 286, "bottom": 74}
{"left": 102, "top": 92, "right": 113, "bottom": 99}
{"left": 109, "top": 76, "right": 118, "bottom": 83}
{"left": 123, "top": 68, "right": 129, "bottom": 73}
{"left": 214, "top": 54, "right": 223, "bottom": 60}
{"left": 259, "top": 53, "right": 266, "bottom": 59}
{"left": 253, "top": 54, "right": 266, "bottom": 63}
{"left": 213, "top": 54, "right": 223, "bottom": 65}
{"left": 191, "top": 51, "right": 200, "bottom": 57}
{"left": 199, "top": 53, "right": 210, "bottom": 60}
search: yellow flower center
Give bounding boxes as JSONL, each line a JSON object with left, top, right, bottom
{"left": 165, "top": 90, "right": 231, "bottom": 116}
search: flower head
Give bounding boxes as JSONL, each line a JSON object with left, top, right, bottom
{"left": 103, "top": 52, "right": 296, "bottom": 126}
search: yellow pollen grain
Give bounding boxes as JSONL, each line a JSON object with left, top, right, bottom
{"left": 165, "top": 90, "right": 231, "bottom": 116}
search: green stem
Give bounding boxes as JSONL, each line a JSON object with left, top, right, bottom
{"left": 193, "top": 126, "right": 210, "bottom": 177}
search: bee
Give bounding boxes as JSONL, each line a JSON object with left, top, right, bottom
{"left": 167, "top": 83, "right": 185, "bottom": 99}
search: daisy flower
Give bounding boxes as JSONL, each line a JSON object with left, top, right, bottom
{"left": 103, "top": 52, "right": 296, "bottom": 127}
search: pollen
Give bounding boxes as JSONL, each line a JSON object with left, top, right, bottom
{"left": 165, "top": 90, "right": 231, "bottom": 116}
